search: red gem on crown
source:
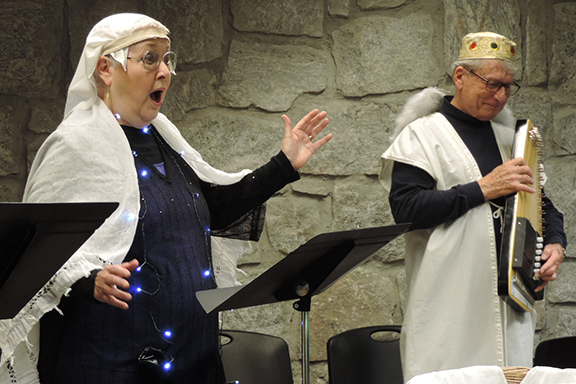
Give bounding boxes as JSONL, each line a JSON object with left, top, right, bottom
{"left": 470, "top": 42, "right": 477, "bottom": 50}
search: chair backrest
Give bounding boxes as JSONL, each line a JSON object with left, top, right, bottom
{"left": 220, "top": 329, "right": 293, "bottom": 384}
{"left": 534, "top": 336, "right": 576, "bottom": 368}
{"left": 327, "top": 325, "right": 402, "bottom": 384}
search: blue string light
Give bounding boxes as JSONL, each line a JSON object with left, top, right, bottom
{"left": 129, "top": 127, "right": 218, "bottom": 376}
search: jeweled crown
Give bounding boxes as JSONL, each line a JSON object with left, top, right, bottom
{"left": 458, "top": 32, "right": 516, "bottom": 62}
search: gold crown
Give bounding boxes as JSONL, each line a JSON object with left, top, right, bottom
{"left": 458, "top": 32, "right": 516, "bottom": 62}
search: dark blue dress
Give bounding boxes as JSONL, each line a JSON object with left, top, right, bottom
{"left": 38, "top": 126, "right": 299, "bottom": 384}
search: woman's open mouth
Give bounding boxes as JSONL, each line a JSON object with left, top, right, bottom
{"left": 150, "top": 90, "right": 164, "bottom": 105}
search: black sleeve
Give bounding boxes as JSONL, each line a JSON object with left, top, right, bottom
{"left": 389, "top": 161, "right": 486, "bottom": 230}
{"left": 68, "top": 269, "right": 101, "bottom": 302}
{"left": 542, "top": 189, "right": 568, "bottom": 248}
{"left": 200, "top": 150, "right": 300, "bottom": 230}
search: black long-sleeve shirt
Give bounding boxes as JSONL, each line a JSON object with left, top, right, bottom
{"left": 70, "top": 125, "right": 299, "bottom": 300}
{"left": 389, "top": 96, "right": 567, "bottom": 249}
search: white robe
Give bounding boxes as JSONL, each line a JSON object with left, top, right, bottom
{"left": 380, "top": 96, "right": 536, "bottom": 382}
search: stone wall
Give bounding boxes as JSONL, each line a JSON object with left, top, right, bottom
{"left": 1, "top": 0, "right": 575, "bottom": 382}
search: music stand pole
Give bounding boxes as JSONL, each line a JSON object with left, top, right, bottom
{"left": 301, "top": 310, "right": 310, "bottom": 384}
{"left": 293, "top": 284, "right": 312, "bottom": 384}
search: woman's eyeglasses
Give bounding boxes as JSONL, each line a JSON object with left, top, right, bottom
{"left": 463, "top": 67, "right": 520, "bottom": 96}
{"left": 127, "top": 51, "right": 177, "bottom": 75}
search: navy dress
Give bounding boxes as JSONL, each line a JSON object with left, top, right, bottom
{"left": 39, "top": 125, "right": 299, "bottom": 384}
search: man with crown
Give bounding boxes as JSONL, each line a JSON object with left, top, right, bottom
{"left": 380, "top": 32, "right": 567, "bottom": 382}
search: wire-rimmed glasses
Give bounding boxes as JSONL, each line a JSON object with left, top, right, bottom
{"left": 127, "top": 51, "right": 177, "bottom": 75}
{"left": 463, "top": 67, "right": 520, "bottom": 96}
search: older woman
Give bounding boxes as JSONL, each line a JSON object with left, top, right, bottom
{"left": 0, "top": 13, "right": 331, "bottom": 384}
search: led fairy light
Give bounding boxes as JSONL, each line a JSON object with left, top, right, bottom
{"left": 127, "top": 125, "right": 220, "bottom": 375}
{"left": 131, "top": 253, "right": 160, "bottom": 295}
{"left": 148, "top": 127, "right": 218, "bottom": 286}
{"left": 124, "top": 211, "right": 137, "bottom": 223}
{"left": 138, "top": 346, "right": 174, "bottom": 372}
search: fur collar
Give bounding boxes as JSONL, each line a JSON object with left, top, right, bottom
{"left": 391, "top": 87, "right": 515, "bottom": 141}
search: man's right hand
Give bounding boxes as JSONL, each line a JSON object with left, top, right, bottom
{"left": 478, "top": 157, "right": 536, "bottom": 201}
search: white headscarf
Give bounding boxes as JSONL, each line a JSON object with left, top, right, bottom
{"left": 65, "top": 13, "right": 171, "bottom": 117}
{"left": 64, "top": 12, "right": 251, "bottom": 185}
{"left": 0, "top": 13, "right": 252, "bottom": 383}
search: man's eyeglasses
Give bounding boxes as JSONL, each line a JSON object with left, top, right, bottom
{"left": 127, "top": 51, "right": 177, "bottom": 75}
{"left": 463, "top": 67, "right": 520, "bottom": 96}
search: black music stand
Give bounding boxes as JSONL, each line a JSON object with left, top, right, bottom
{"left": 0, "top": 202, "right": 118, "bottom": 320}
{"left": 196, "top": 223, "right": 409, "bottom": 384}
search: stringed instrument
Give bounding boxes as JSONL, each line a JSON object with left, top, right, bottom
{"left": 498, "top": 119, "right": 545, "bottom": 312}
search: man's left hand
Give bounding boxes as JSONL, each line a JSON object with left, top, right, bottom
{"left": 535, "top": 243, "right": 565, "bottom": 292}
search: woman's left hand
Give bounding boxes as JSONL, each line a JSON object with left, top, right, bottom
{"left": 281, "top": 109, "right": 332, "bottom": 171}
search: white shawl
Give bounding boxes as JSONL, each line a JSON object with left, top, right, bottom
{"left": 0, "top": 13, "right": 253, "bottom": 383}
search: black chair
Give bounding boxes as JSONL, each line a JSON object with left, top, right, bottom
{"left": 219, "top": 329, "right": 293, "bottom": 384}
{"left": 534, "top": 336, "right": 576, "bottom": 368}
{"left": 327, "top": 325, "right": 402, "bottom": 384}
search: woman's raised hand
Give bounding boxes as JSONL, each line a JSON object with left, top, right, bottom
{"left": 281, "top": 109, "right": 332, "bottom": 171}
